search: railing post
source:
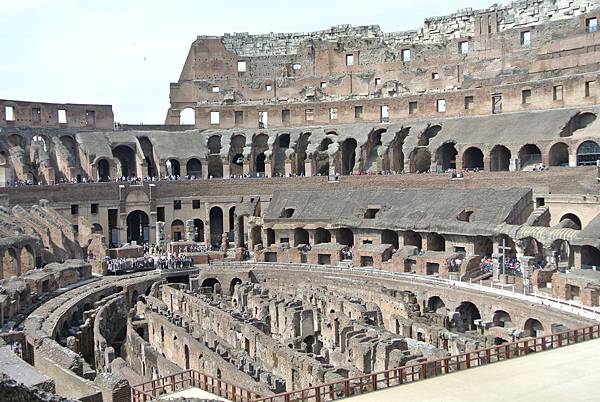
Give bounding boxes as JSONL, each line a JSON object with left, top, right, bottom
{"left": 372, "top": 374, "right": 377, "bottom": 390}
{"left": 344, "top": 380, "right": 350, "bottom": 397}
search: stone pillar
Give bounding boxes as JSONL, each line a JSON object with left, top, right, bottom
{"left": 304, "top": 160, "right": 313, "bottom": 177}
{"left": 285, "top": 159, "right": 292, "bottom": 176}
{"left": 521, "top": 256, "right": 535, "bottom": 295}
{"left": 569, "top": 153, "right": 577, "bottom": 167}
{"left": 202, "top": 159, "right": 209, "bottom": 179}
{"left": 265, "top": 161, "right": 272, "bottom": 177}
{"left": 184, "top": 219, "right": 194, "bottom": 242}
{"left": 156, "top": 221, "right": 166, "bottom": 249}
{"left": 179, "top": 162, "right": 187, "bottom": 177}
{"left": 243, "top": 160, "right": 250, "bottom": 176}
{"left": 573, "top": 247, "right": 582, "bottom": 269}
{"left": 328, "top": 156, "right": 336, "bottom": 177}
{"left": 222, "top": 162, "right": 230, "bottom": 178}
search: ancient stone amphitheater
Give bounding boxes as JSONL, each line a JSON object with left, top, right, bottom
{"left": 3, "top": 1, "right": 600, "bottom": 401}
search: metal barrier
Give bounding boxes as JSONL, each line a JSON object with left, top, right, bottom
{"left": 131, "top": 369, "right": 261, "bottom": 402}
{"left": 208, "top": 261, "right": 600, "bottom": 321}
{"left": 250, "top": 325, "right": 600, "bottom": 402}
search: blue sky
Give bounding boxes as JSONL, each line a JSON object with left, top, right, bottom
{"left": 1, "top": 0, "right": 496, "bottom": 123}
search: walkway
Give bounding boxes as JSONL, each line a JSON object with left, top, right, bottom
{"left": 346, "top": 337, "right": 600, "bottom": 402}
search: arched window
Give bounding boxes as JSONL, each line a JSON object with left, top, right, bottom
{"left": 577, "top": 141, "right": 600, "bottom": 166}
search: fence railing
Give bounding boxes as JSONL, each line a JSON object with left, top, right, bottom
{"left": 250, "top": 325, "right": 600, "bottom": 402}
{"left": 131, "top": 369, "right": 261, "bottom": 402}
{"left": 208, "top": 261, "right": 600, "bottom": 321}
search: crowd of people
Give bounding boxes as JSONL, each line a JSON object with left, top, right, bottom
{"left": 106, "top": 256, "right": 155, "bottom": 274}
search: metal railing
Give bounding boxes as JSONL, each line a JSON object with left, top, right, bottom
{"left": 131, "top": 369, "right": 262, "bottom": 402}
{"left": 250, "top": 325, "right": 600, "bottom": 402}
{"left": 208, "top": 261, "right": 600, "bottom": 321}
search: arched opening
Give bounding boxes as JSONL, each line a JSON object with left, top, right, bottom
{"left": 266, "top": 228, "right": 275, "bottom": 246}
{"left": 418, "top": 125, "right": 442, "bottom": 147}
{"left": 562, "top": 112, "right": 597, "bottom": 137}
{"left": 436, "top": 143, "right": 457, "bottom": 171}
{"left": 193, "top": 219, "right": 204, "bottom": 242}
{"left": 387, "top": 127, "right": 409, "bottom": 173}
{"left": 427, "top": 233, "right": 445, "bottom": 251}
{"left": 230, "top": 278, "right": 242, "bottom": 295}
{"left": 337, "top": 228, "right": 354, "bottom": 246}
{"left": 165, "top": 159, "right": 180, "bottom": 177}
{"left": 316, "top": 137, "right": 333, "bottom": 175}
{"left": 403, "top": 230, "right": 422, "bottom": 250}
{"left": 209, "top": 207, "right": 224, "bottom": 248}
{"left": 207, "top": 157, "right": 223, "bottom": 178}
{"left": 184, "top": 344, "right": 190, "bottom": 370}
{"left": 207, "top": 135, "right": 221, "bottom": 155}
{"left": 294, "top": 228, "right": 309, "bottom": 246}
{"left": 171, "top": 219, "right": 185, "bottom": 241}
{"left": 201, "top": 278, "right": 221, "bottom": 293}
{"left": 548, "top": 142, "right": 569, "bottom": 167}
{"left": 492, "top": 310, "right": 512, "bottom": 328}
{"left": 521, "top": 237, "right": 543, "bottom": 260}
{"left": 97, "top": 159, "right": 110, "bottom": 181}
{"left": 462, "top": 147, "right": 484, "bottom": 170}
{"left": 576, "top": 140, "right": 600, "bottom": 166}
{"left": 229, "top": 135, "right": 246, "bottom": 176}
{"left": 409, "top": 148, "right": 431, "bottom": 173}
{"left": 362, "top": 129, "right": 385, "bottom": 172}
{"left": 19, "top": 246, "right": 34, "bottom": 273}
{"left": 32, "top": 135, "right": 49, "bottom": 152}
{"left": 581, "top": 245, "right": 600, "bottom": 268}
{"left": 489, "top": 145, "right": 511, "bottom": 172}
{"left": 92, "top": 223, "right": 103, "bottom": 234}
{"left": 255, "top": 153, "right": 266, "bottom": 174}
{"left": 560, "top": 213, "right": 582, "bottom": 230}
{"left": 112, "top": 145, "right": 137, "bottom": 178}
{"left": 341, "top": 138, "right": 357, "bottom": 175}
{"left": 139, "top": 137, "right": 157, "bottom": 178}
{"left": 126, "top": 210, "right": 150, "bottom": 244}
{"left": 518, "top": 144, "right": 542, "bottom": 169}
{"left": 455, "top": 301, "right": 481, "bottom": 332}
{"left": 524, "top": 318, "right": 544, "bottom": 337}
{"left": 381, "top": 229, "right": 399, "bottom": 249}
{"left": 295, "top": 132, "right": 311, "bottom": 175}
{"left": 229, "top": 207, "right": 235, "bottom": 233}
{"left": 60, "top": 136, "right": 79, "bottom": 170}
{"left": 252, "top": 134, "right": 269, "bottom": 175}
{"left": 273, "top": 134, "right": 290, "bottom": 176}
{"left": 186, "top": 158, "right": 202, "bottom": 178}
{"left": 314, "top": 228, "right": 331, "bottom": 244}
{"left": 250, "top": 226, "right": 262, "bottom": 247}
{"left": 551, "top": 239, "right": 573, "bottom": 267}
{"left": 474, "top": 236, "right": 493, "bottom": 257}
{"left": 180, "top": 107, "right": 195, "bottom": 125}
{"left": 426, "top": 296, "right": 446, "bottom": 314}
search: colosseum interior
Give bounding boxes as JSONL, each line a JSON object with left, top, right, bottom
{"left": 2, "top": 0, "right": 600, "bottom": 401}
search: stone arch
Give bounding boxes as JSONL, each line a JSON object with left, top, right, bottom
{"left": 126, "top": 210, "right": 149, "bottom": 244}
{"left": 362, "top": 128, "right": 385, "bottom": 172}
{"left": 489, "top": 145, "right": 511, "bottom": 172}
{"left": 341, "top": 138, "right": 357, "bottom": 175}
{"left": 32, "top": 134, "right": 49, "bottom": 152}
{"left": 435, "top": 142, "right": 457, "bottom": 171}
{"left": 112, "top": 145, "right": 137, "bottom": 177}
{"left": 186, "top": 158, "right": 202, "bottom": 178}
{"left": 92, "top": 223, "right": 103, "bottom": 234}
{"left": 252, "top": 134, "right": 269, "bottom": 174}
{"left": 171, "top": 219, "right": 185, "bottom": 241}
{"left": 250, "top": 226, "right": 262, "bottom": 247}
{"left": 403, "top": 230, "right": 422, "bottom": 249}
{"left": 207, "top": 135, "right": 221, "bottom": 155}
{"left": 381, "top": 229, "right": 399, "bottom": 249}
{"left": 562, "top": 112, "right": 597, "bottom": 137}
{"left": 548, "top": 142, "right": 569, "bottom": 167}
{"left": 19, "top": 245, "right": 35, "bottom": 273}
{"left": 193, "top": 219, "right": 204, "bottom": 242}
{"left": 273, "top": 133, "right": 290, "bottom": 176}
{"left": 60, "top": 135, "right": 79, "bottom": 168}
{"left": 418, "top": 125, "right": 442, "bottom": 147}
{"left": 294, "top": 228, "right": 309, "bottom": 246}
{"left": 518, "top": 144, "right": 542, "bottom": 169}
{"left": 387, "top": 127, "right": 409, "bottom": 173}
{"left": 337, "top": 228, "right": 354, "bottom": 246}
{"left": 201, "top": 278, "right": 221, "bottom": 293}
{"left": 295, "top": 132, "right": 311, "bottom": 175}
{"left": 581, "top": 245, "right": 600, "bottom": 268}
{"left": 576, "top": 140, "right": 600, "bottom": 166}
{"left": 523, "top": 318, "right": 544, "bottom": 337}
{"left": 551, "top": 239, "right": 573, "bottom": 267}
{"left": 462, "top": 147, "right": 484, "bottom": 170}
{"left": 2, "top": 248, "right": 19, "bottom": 278}
{"left": 229, "top": 134, "right": 246, "bottom": 176}
{"left": 426, "top": 296, "right": 446, "bottom": 314}
{"left": 97, "top": 158, "right": 110, "bottom": 181}
{"left": 316, "top": 138, "right": 333, "bottom": 175}
{"left": 427, "top": 233, "right": 445, "bottom": 251}
{"left": 314, "top": 228, "right": 331, "bottom": 244}
{"left": 138, "top": 137, "right": 157, "bottom": 177}
{"left": 409, "top": 148, "right": 431, "bottom": 173}
{"left": 455, "top": 301, "right": 481, "bottom": 332}
{"left": 492, "top": 310, "right": 512, "bottom": 327}
{"left": 180, "top": 107, "right": 195, "bottom": 125}
{"left": 521, "top": 237, "right": 543, "bottom": 259}
{"left": 560, "top": 213, "right": 582, "bottom": 230}
{"left": 165, "top": 159, "right": 180, "bottom": 177}
{"left": 8, "top": 134, "right": 25, "bottom": 148}
{"left": 230, "top": 278, "right": 242, "bottom": 295}
{"left": 209, "top": 207, "right": 224, "bottom": 247}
